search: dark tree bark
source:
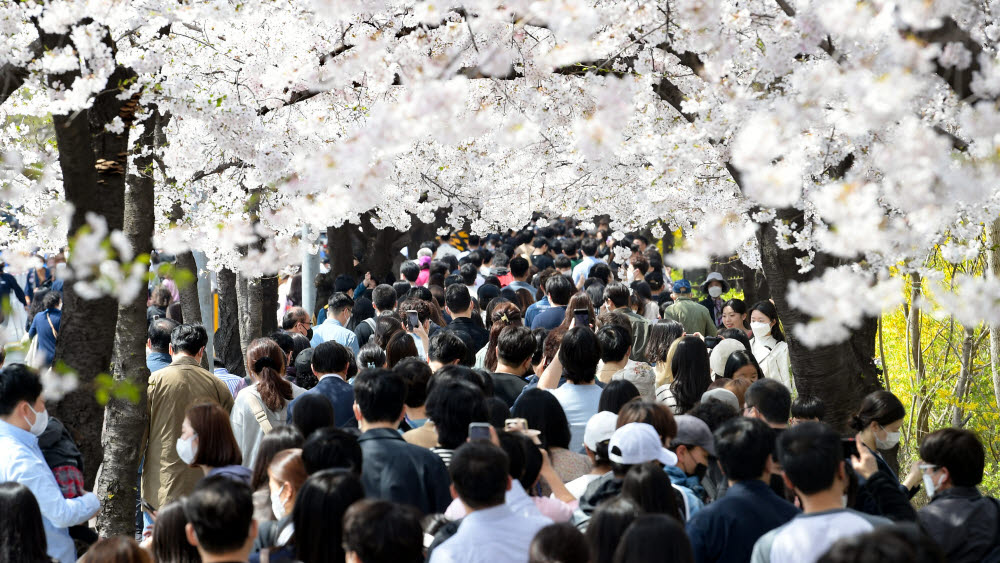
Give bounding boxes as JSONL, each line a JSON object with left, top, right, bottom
{"left": 174, "top": 251, "right": 202, "bottom": 326}
{"left": 756, "top": 210, "right": 882, "bottom": 433}
{"left": 215, "top": 268, "right": 245, "bottom": 376}
{"left": 260, "top": 274, "right": 279, "bottom": 336}
{"left": 95, "top": 111, "right": 158, "bottom": 537}
{"left": 42, "top": 20, "right": 139, "bottom": 485}
{"left": 315, "top": 224, "right": 357, "bottom": 317}
{"left": 238, "top": 275, "right": 263, "bottom": 359}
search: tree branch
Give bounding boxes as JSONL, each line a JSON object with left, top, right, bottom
{"left": 190, "top": 160, "right": 242, "bottom": 182}
{"left": 0, "top": 39, "right": 42, "bottom": 106}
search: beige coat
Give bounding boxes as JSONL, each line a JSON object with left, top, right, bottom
{"left": 141, "top": 356, "right": 234, "bottom": 510}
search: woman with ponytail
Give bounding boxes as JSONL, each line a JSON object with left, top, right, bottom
{"left": 483, "top": 302, "right": 524, "bottom": 371}
{"left": 231, "top": 338, "right": 305, "bottom": 468}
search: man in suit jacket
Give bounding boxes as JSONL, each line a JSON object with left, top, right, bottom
{"left": 287, "top": 341, "right": 356, "bottom": 428}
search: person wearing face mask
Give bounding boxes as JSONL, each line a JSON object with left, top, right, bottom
{"left": 748, "top": 301, "right": 793, "bottom": 392}
{"left": 310, "top": 292, "right": 359, "bottom": 355}
{"left": 178, "top": 402, "right": 251, "bottom": 484}
{"left": 751, "top": 422, "right": 892, "bottom": 563}
{"left": 847, "top": 390, "right": 920, "bottom": 518}
{"left": 142, "top": 323, "right": 234, "bottom": 536}
{"left": 916, "top": 428, "right": 1000, "bottom": 562}
{"left": 0, "top": 364, "right": 100, "bottom": 563}
{"left": 250, "top": 448, "right": 308, "bottom": 563}
{"left": 698, "top": 273, "right": 729, "bottom": 330}
{"left": 666, "top": 415, "right": 713, "bottom": 519}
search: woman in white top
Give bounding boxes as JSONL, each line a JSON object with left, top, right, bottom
{"left": 231, "top": 338, "right": 304, "bottom": 468}
{"left": 748, "top": 301, "right": 793, "bottom": 392}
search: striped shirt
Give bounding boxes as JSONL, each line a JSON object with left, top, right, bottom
{"left": 214, "top": 368, "right": 248, "bottom": 399}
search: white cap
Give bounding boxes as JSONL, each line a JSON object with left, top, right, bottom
{"left": 608, "top": 423, "right": 678, "bottom": 466}
{"left": 710, "top": 338, "right": 746, "bottom": 377}
{"left": 583, "top": 411, "right": 619, "bottom": 451}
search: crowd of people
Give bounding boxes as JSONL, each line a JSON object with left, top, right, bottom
{"left": 0, "top": 225, "right": 998, "bottom": 563}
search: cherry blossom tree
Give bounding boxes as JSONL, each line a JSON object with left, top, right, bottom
{"left": 3, "top": 0, "right": 1000, "bottom": 533}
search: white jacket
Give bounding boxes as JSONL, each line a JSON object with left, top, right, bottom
{"left": 751, "top": 335, "right": 793, "bottom": 392}
{"left": 230, "top": 382, "right": 304, "bottom": 469}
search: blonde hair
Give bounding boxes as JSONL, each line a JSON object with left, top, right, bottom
{"left": 654, "top": 338, "right": 681, "bottom": 389}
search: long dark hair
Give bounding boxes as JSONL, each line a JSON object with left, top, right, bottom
{"left": 250, "top": 424, "right": 304, "bottom": 491}
{"left": 0, "top": 482, "right": 47, "bottom": 563}
{"left": 374, "top": 315, "right": 405, "bottom": 349}
{"left": 645, "top": 320, "right": 684, "bottom": 364}
{"left": 151, "top": 501, "right": 200, "bottom": 563}
{"left": 485, "top": 302, "right": 523, "bottom": 371}
{"left": 293, "top": 469, "right": 365, "bottom": 563}
{"left": 586, "top": 497, "right": 640, "bottom": 563}
{"left": 511, "top": 388, "right": 572, "bottom": 451}
{"left": 612, "top": 514, "right": 693, "bottom": 563}
{"left": 749, "top": 301, "right": 785, "bottom": 342}
{"left": 247, "top": 337, "right": 294, "bottom": 411}
{"left": 669, "top": 336, "right": 711, "bottom": 413}
{"left": 559, "top": 293, "right": 596, "bottom": 330}
{"left": 621, "top": 462, "right": 683, "bottom": 522}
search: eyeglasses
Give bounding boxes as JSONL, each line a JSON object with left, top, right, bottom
{"left": 918, "top": 463, "right": 939, "bottom": 472}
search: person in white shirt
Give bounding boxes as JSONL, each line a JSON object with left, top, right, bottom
{"left": 0, "top": 364, "right": 100, "bottom": 563}
{"left": 429, "top": 442, "right": 551, "bottom": 563}
{"left": 752, "top": 422, "right": 891, "bottom": 563}
{"left": 748, "top": 301, "right": 792, "bottom": 392}
{"left": 564, "top": 411, "right": 617, "bottom": 498}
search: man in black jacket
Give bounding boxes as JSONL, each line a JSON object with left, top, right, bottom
{"left": 353, "top": 369, "right": 451, "bottom": 515}
{"left": 917, "top": 428, "right": 1000, "bottom": 562}
{"left": 353, "top": 284, "right": 397, "bottom": 347}
{"left": 444, "top": 284, "right": 488, "bottom": 366}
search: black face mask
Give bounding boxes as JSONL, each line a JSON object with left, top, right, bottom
{"left": 306, "top": 328, "right": 313, "bottom": 340}
{"left": 692, "top": 462, "right": 708, "bottom": 481}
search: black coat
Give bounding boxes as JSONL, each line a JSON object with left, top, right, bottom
{"left": 357, "top": 428, "right": 451, "bottom": 515}
{"left": 918, "top": 487, "right": 1000, "bottom": 562}
{"left": 446, "top": 317, "right": 489, "bottom": 366}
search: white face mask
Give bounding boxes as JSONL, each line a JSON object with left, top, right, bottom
{"left": 708, "top": 286, "right": 723, "bottom": 298}
{"left": 874, "top": 425, "right": 901, "bottom": 449}
{"left": 750, "top": 322, "right": 772, "bottom": 339}
{"left": 176, "top": 434, "right": 198, "bottom": 465}
{"left": 922, "top": 472, "right": 944, "bottom": 498}
{"left": 25, "top": 405, "right": 48, "bottom": 436}
{"left": 270, "top": 482, "right": 287, "bottom": 519}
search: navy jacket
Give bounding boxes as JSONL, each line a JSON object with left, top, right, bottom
{"left": 357, "top": 428, "right": 451, "bottom": 515}
{"left": 27, "top": 308, "right": 61, "bottom": 366}
{"left": 687, "top": 479, "right": 799, "bottom": 563}
{"left": 530, "top": 306, "right": 567, "bottom": 330}
{"left": 287, "top": 375, "right": 356, "bottom": 428}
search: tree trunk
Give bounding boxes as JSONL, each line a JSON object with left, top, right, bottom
{"left": 315, "top": 224, "right": 357, "bottom": 317}
{"left": 49, "top": 76, "right": 138, "bottom": 488}
{"left": 237, "top": 275, "right": 263, "bottom": 358}
{"left": 756, "top": 212, "right": 882, "bottom": 434}
{"left": 952, "top": 327, "right": 976, "bottom": 427}
{"left": 95, "top": 111, "right": 157, "bottom": 537}
{"left": 988, "top": 218, "right": 1000, "bottom": 410}
{"left": 738, "top": 261, "right": 770, "bottom": 308}
{"left": 174, "top": 251, "right": 202, "bottom": 326}
{"left": 215, "top": 268, "right": 244, "bottom": 376}
{"left": 260, "top": 274, "right": 279, "bottom": 336}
